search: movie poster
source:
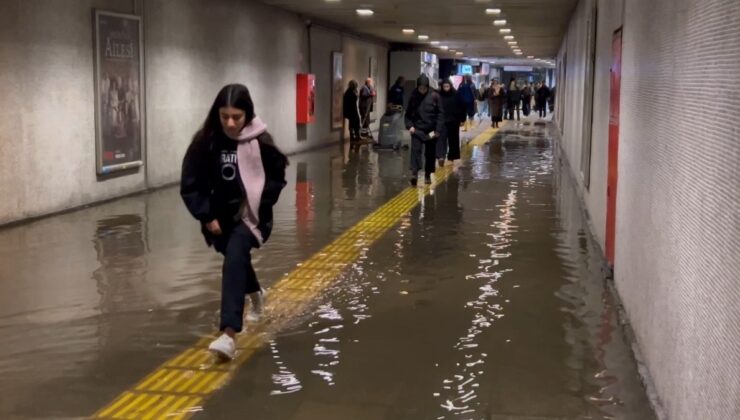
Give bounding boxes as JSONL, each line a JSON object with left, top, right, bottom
{"left": 368, "top": 56, "right": 378, "bottom": 122}
{"left": 94, "top": 11, "right": 144, "bottom": 175}
{"left": 331, "top": 52, "right": 344, "bottom": 130}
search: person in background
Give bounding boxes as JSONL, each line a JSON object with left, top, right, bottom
{"left": 388, "top": 76, "right": 405, "bottom": 109}
{"left": 549, "top": 85, "right": 556, "bottom": 113}
{"left": 521, "top": 82, "right": 533, "bottom": 117}
{"left": 458, "top": 75, "right": 477, "bottom": 132}
{"left": 405, "top": 74, "right": 444, "bottom": 186}
{"left": 437, "top": 79, "right": 466, "bottom": 167}
{"left": 359, "top": 78, "right": 377, "bottom": 139}
{"left": 180, "top": 83, "right": 288, "bottom": 361}
{"left": 506, "top": 79, "right": 522, "bottom": 121}
{"left": 477, "top": 82, "right": 489, "bottom": 120}
{"left": 536, "top": 81, "right": 551, "bottom": 118}
{"left": 343, "top": 80, "right": 361, "bottom": 146}
{"left": 487, "top": 80, "right": 506, "bottom": 129}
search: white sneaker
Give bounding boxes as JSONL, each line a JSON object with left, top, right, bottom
{"left": 246, "top": 289, "right": 267, "bottom": 323}
{"left": 208, "top": 333, "right": 235, "bottom": 361}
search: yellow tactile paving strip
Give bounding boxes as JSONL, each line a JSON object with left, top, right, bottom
{"left": 92, "top": 126, "right": 498, "bottom": 420}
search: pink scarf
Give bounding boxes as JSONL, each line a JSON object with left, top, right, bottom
{"left": 226, "top": 117, "right": 267, "bottom": 244}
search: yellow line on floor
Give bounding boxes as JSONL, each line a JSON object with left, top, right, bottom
{"left": 91, "top": 126, "right": 499, "bottom": 419}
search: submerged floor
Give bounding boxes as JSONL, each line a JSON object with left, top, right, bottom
{"left": 0, "top": 119, "right": 655, "bottom": 419}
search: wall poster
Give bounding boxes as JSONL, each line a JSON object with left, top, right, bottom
{"left": 369, "top": 56, "right": 379, "bottom": 121}
{"left": 93, "top": 10, "right": 145, "bottom": 175}
{"left": 331, "top": 51, "right": 344, "bottom": 130}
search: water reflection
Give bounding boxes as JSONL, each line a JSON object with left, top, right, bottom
{"left": 92, "top": 214, "right": 148, "bottom": 314}
{"left": 434, "top": 186, "right": 518, "bottom": 418}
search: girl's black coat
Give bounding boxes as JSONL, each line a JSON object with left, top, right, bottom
{"left": 180, "top": 132, "right": 287, "bottom": 246}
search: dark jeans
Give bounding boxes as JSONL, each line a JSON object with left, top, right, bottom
{"left": 347, "top": 116, "right": 360, "bottom": 142}
{"left": 411, "top": 133, "right": 437, "bottom": 177}
{"left": 465, "top": 102, "right": 476, "bottom": 119}
{"left": 539, "top": 107, "right": 547, "bottom": 118}
{"left": 437, "top": 122, "right": 461, "bottom": 161}
{"left": 522, "top": 100, "right": 531, "bottom": 116}
{"left": 507, "top": 106, "right": 520, "bottom": 121}
{"left": 214, "top": 222, "right": 261, "bottom": 333}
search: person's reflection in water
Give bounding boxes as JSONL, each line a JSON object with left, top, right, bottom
{"left": 295, "top": 162, "right": 315, "bottom": 247}
{"left": 92, "top": 214, "right": 148, "bottom": 315}
{"left": 342, "top": 146, "right": 360, "bottom": 200}
{"left": 355, "top": 147, "right": 373, "bottom": 190}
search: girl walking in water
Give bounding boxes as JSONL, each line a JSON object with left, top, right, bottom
{"left": 181, "top": 84, "right": 288, "bottom": 360}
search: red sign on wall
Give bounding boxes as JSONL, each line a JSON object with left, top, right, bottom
{"left": 296, "top": 73, "right": 316, "bottom": 124}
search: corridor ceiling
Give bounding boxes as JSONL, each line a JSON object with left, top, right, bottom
{"left": 260, "top": 0, "right": 578, "bottom": 65}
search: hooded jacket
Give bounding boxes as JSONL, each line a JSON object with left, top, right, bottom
{"left": 458, "top": 80, "right": 477, "bottom": 104}
{"left": 181, "top": 118, "right": 288, "bottom": 247}
{"left": 439, "top": 84, "right": 466, "bottom": 125}
{"left": 404, "top": 75, "right": 445, "bottom": 135}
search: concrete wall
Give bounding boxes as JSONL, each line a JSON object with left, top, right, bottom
{"left": 0, "top": 0, "right": 148, "bottom": 225}
{"left": 557, "top": 0, "right": 740, "bottom": 418}
{"left": 0, "top": 0, "right": 388, "bottom": 225}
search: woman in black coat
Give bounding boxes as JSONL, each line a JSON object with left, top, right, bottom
{"left": 487, "top": 81, "right": 506, "bottom": 128}
{"left": 180, "top": 83, "right": 288, "bottom": 361}
{"left": 343, "top": 80, "right": 361, "bottom": 145}
{"left": 506, "top": 79, "right": 522, "bottom": 121}
{"left": 535, "top": 82, "right": 551, "bottom": 118}
{"left": 437, "top": 79, "right": 466, "bottom": 165}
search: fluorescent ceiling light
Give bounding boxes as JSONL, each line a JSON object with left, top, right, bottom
{"left": 508, "top": 41, "right": 518, "bottom": 45}
{"left": 485, "top": 8, "right": 502, "bottom": 15}
{"left": 515, "top": 52, "right": 523, "bottom": 55}
{"left": 440, "top": 46, "right": 449, "bottom": 50}
{"left": 456, "top": 52, "right": 464, "bottom": 55}
{"left": 430, "top": 41, "right": 440, "bottom": 45}
{"left": 493, "top": 20, "right": 507, "bottom": 26}
{"left": 504, "top": 35, "right": 514, "bottom": 40}
{"left": 402, "top": 29, "right": 415, "bottom": 34}
{"left": 356, "top": 9, "right": 374, "bottom": 16}
{"left": 527, "top": 55, "right": 534, "bottom": 59}
{"left": 418, "top": 35, "right": 429, "bottom": 40}
{"left": 499, "top": 28, "right": 511, "bottom": 34}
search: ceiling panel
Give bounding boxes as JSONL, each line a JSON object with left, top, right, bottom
{"left": 259, "top": 0, "right": 577, "bottom": 64}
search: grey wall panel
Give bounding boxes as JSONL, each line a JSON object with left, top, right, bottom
{"left": 616, "top": 0, "right": 740, "bottom": 418}
{"left": 0, "top": 0, "right": 388, "bottom": 224}
{"left": 558, "top": 0, "right": 740, "bottom": 418}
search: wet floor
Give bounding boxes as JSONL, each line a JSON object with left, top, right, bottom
{"left": 0, "top": 120, "right": 655, "bottom": 419}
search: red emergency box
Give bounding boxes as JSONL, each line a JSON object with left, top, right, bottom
{"left": 296, "top": 73, "right": 316, "bottom": 124}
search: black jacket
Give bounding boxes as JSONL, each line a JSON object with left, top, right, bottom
{"left": 180, "top": 132, "right": 288, "bottom": 246}
{"left": 521, "top": 86, "right": 532, "bottom": 100}
{"left": 507, "top": 87, "right": 522, "bottom": 106}
{"left": 536, "top": 86, "right": 551, "bottom": 106}
{"left": 388, "top": 84, "right": 405, "bottom": 107}
{"left": 440, "top": 88, "right": 466, "bottom": 125}
{"left": 405, "top": 89, "right": 445, "bottom": 134}
{"left": 343, "top": 89, "right": 360, "bottom": 121}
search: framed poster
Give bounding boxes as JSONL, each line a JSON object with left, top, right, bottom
{"left": 93, "top": 10, "right": 145, "bottom": 175}
{"left": 368, "top": 56, "right": 378, "bottom": 121}
{"left": 331, "top": 51, "right": 344, "bottom": 130}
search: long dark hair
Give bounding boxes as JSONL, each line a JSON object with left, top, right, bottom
{"left": 346, "top": 80, "right": 359, "bottom": 93}
{"left": 192, "top": 84, "right": 256, "bottom": 145}
{"left": 191, "top": 84, "right": 288, "bottom": 167}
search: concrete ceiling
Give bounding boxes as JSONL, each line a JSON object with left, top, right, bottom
{"left": 260, "top": 0, "right": 577, "bottom": 65}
